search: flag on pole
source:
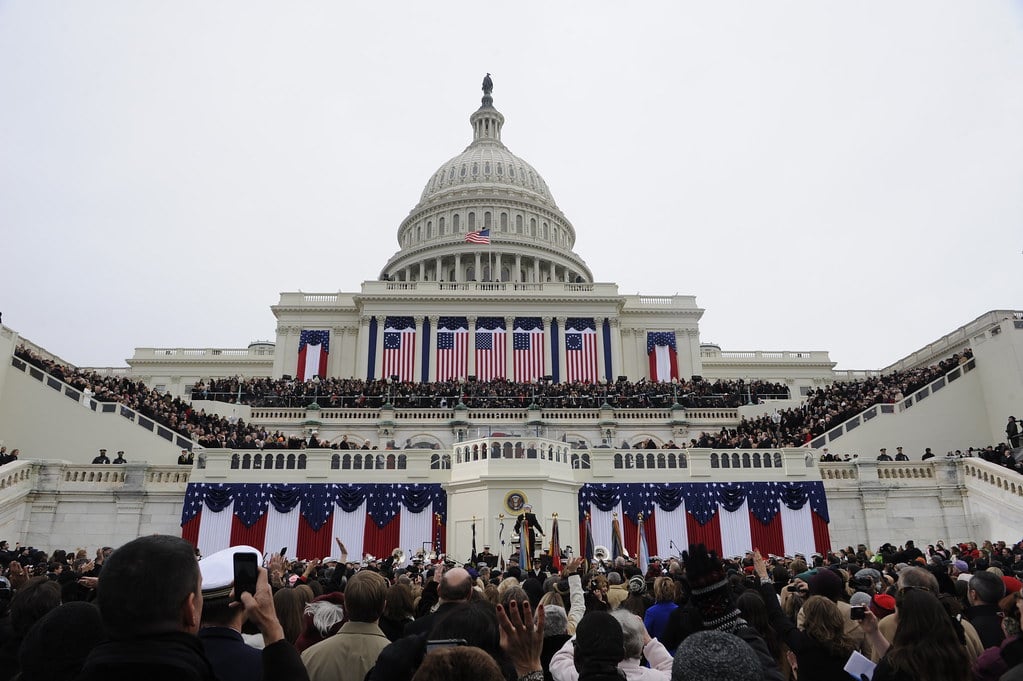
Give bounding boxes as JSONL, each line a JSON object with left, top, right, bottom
{"left": 470, "top": 517, "right": 478, "bottom": 565}
{"left": 638, "top": 512, "right": 650, "bottom": 574}
{"left": 549, "top": 514, "right": 562, "bottom": 572}
{"left": 434, "top": 512, "right": 444, "bottom": 557}
{"left": 519, "top": 515, "right": 530, "bottom": 571}
{"left": 611, "top": 513, "right": 626, "bottom": 560}
{"left": 584, "top": 511, "right": 595, "bottom": 562}
{"left": 464, "top": 229, "right": 490, "bottom": 244}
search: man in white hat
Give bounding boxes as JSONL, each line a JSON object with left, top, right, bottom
{"left": 197, "top": 545, "right": 264, "bottom": 681}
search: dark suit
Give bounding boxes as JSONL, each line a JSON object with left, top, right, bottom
{"left": 198, "top": 627, "right": 262, "bottom": 681}
{"left": 514, "top": 512, "right": 544, "bottom": 559}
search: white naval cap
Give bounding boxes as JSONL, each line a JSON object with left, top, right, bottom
{"left": 198, "top": 545, "right": 261, "bottom": 599}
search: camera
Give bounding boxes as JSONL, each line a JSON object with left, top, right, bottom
{"left": 850, "top": 605, "right": 866, "bottom": 620}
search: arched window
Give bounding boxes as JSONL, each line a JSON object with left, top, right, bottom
{"left": 442, "top": 454, "right": 451, "bottom": 469}
{"left": 613, "top": 453, "right": 623, "bottom": 469}
{"left": 386, "top": 454, "right": 396, "bottom": 469}
{"left": 439, "top": 217, "right": 446, "bottom": 234}
{"left": 298, "top": 453, "right": 307, "bottom": 470}
{"left": 484, "top": 211, "right": 492, "bottom": 229}
{"left": 426, "top": 221, "right": 432, "bottom": 238}
{"left": 774, "top": 452, "right": 783, "bottom": 467}
{"left": 530, "top": 218, "right": 537, "bottom": 236}
{"left": 364, "top": 454, "right": 374, "bottom": 469}
{"left": 453, "top": 214, "right": 460, "bottom": 231}
{"left": 515, "top": 215, "right": 523, "bottom": 233}
{"left": 275, "top": 454, "right": 285, "bottom": 469}
{"left": 430, "top": 454, "right": 440, "bottom": 470}
{"left": 742, "top": 453, "right": 751, "bottom": 467}
{"left": 581, "top": 454, "right": 591, "bottom": 469}
{"left": 721, "top": 453, "right": 731, "bottom": 468}
{"left": 264, "top": 454, "right": 273, "bottom": 469}
{"left": 230, "top": 454, "right": 239, "bottom": 469}
{"left": 353, "top": 454, "right": 362, "bottom": 470}
{"left": 542, "top": 222, "right": 549, "bottom": 239}
{"left": 331, "top": 454, "right": 341, "bottom": 470}
{"left": 668, "top": 453, "right": 677, "bottom": 468}
{"left": 657, "top": 453, "right": 666, "bottom": 469}
{"left": 732, "top": 453, "right": 741, "bottom": 468}
{"left": 286, "top": 454, "right": 296, "bottom": 470}
{"left": 242, "top": 454, "right": 251, "bottom": 469}
{"left": 635, "top": 453, "right": 645, "bottom": 469}
{"left": 711, "top": 453, "right": 720, "bottom": 468}
{"left": 398, "top": 454, "right": 407, "bottom": 469}
{"left": 468, "top": 212, "right": 476, "bottom": 230}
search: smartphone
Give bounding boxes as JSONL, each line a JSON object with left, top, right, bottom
{"left": 426, "top": 638, "right": 467, "bottom": 652}
{"left": 280, "top": 546, "right": 288, "bottom": 558}
{"left": 850, "top": 605, "right": 866, "bottom": 620}
{"left": 233, "top": 552, "right": 258, "bottom": 601}
{"left": 786, "top": 585, "right": 800, "bottom": 592}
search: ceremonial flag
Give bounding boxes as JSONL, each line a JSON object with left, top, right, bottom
{"left": 549, "top": 516, "right": 562, "bottom": 572}
{"left": 584, "top": 511, "right": 595, "bottom": 562}
{"left": 647, "top": 331, "right": 679, "bottom": 383}
{"left": 464, "top": 229, "right": 490, "bottom": 244}
{"left": 435, "top": 512, "right": 444, "bottom": 556}
{"left": 565, "top": 319, "right": 597, "bottom": 383}
{"left": 637, "top": 513, "right": 650, "bottom": 573}
{"left": 436, "top": 317, "right": 468, "bottom": 381}
{"left": 475, "top": 317, "right": 507, "bottom": 380}
{"left": 297, "top": 330, "right": 329, "bottom": 381}
{"left": 181, "top": 482, "right": 446, "bottom": 563}
{"left": 611, "top": 514, "right": 626, "bottom": 560}
{"left": 383, "top": 317, "right": 416, "bottom": 382}
{"left": 513, "top": 317, "right": 545, "bottom": 382}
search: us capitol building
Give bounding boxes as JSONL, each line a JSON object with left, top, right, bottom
{"left": 1, "top": 77, "right": 1019, "bottom": 563}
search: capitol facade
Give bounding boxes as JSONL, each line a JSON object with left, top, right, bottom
{"left": 1, "top": 77, "right": 1018, "bottom": 565}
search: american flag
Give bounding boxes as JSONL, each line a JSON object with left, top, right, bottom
{"left": 565, "top": 318, "right": 597, "bottom": 383}
{"left": 513, "top": 317, "right": 545, "bottom": 382}
{"left": 475, "top": 317, "right": 506, "bottom": 380}
{"left": 383, "top": 317, "right": 416, "bottom": 382}
{"left": 464, "top": 229, "right": 490, "bottom": 244}
{"left": 297, "top": 330, "right": 330, "bottom": 381}
{"left": 436, "top": 317, "right": 468, "bottom": 381}
{"left": 647, "top": 331, "right": 679, "bottom": 383}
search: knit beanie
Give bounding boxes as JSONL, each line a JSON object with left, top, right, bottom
{"left": 684, "top": 544, "right": 747, "bottom": 633}
{"left": 627, "top": 575, "right": 646, "bottom": 595}
{"left": 807, "top": 568, "right": 843, "bottom": 601}
{"left": 672, "top": 630, "right": 763, "bottom": 681}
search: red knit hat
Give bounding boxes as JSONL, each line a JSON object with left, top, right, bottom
{"left": 1003, "top": 576, "right": 1023, "bottom": 594}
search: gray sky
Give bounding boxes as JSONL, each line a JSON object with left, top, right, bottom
{"left": 1, "top": 1, "right": 1021, "bottom": 371}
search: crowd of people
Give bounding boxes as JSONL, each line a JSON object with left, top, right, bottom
{"left": 0, "top": 533, "right": 1021, "bottom": 680}
{"left": 12, "top": 343, "right": 984, "bottom": 454}
{"left": 191, "top": 376, "right": 791, "bottom": 410}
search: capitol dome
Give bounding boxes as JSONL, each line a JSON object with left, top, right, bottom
{"left": 380, "top": 77, "right": 593, "bottom": 285}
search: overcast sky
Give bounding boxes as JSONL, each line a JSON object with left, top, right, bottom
{"left": 1, "top": 1, "right": 1020, "bottom": 371}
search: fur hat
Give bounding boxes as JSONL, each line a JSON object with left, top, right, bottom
{"left": 627, "top": 575, "right": 647, "bottom": 594}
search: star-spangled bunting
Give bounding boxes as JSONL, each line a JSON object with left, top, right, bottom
{"left": 577, "top": 481, "right": 829, "bottom": 526}
{"left": 646, "top": 331, "right": 676, "bottom": 353}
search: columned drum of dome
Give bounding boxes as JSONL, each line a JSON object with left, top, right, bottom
{"left": 381, "top": 77, "right": 593, "bottom": 285}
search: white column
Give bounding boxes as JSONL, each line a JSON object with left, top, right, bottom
{"left": 505, "top": 316, "right": 515, "bottom": 379}
{"left": 542, "top": 316, "right": 553, "bottom": 379}
{"left": 467, "top": 316, "right": 477, "bottom": 378}
{"left": 373, "top": 315, "right": 385, "bottom": 380}
{"left": 609, "top": 319, "right": 623, "bottom": 382}
{"left": 427, "top": 316, "right": 439, "bottom": 381}
{"left": 595, "top": 318, "right": 607, "bottom": 382}
{"left": 475, "top": 252, "right": 481, "bottom": 281}
{"left": 455, "top": 254, "right": 462, "bottom": 282}
{"left": 515, "top": 254, "right": 521, "bottom": 282}
{"left": 413, "top": 316, "right": 424, "bottom": 383}
{"left": 556, "top": 316, "right": 568, "bottom": 382}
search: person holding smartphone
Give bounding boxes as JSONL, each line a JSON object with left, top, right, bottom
{"left": 69, "top": 535, "right": 309, "bottom": 681}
